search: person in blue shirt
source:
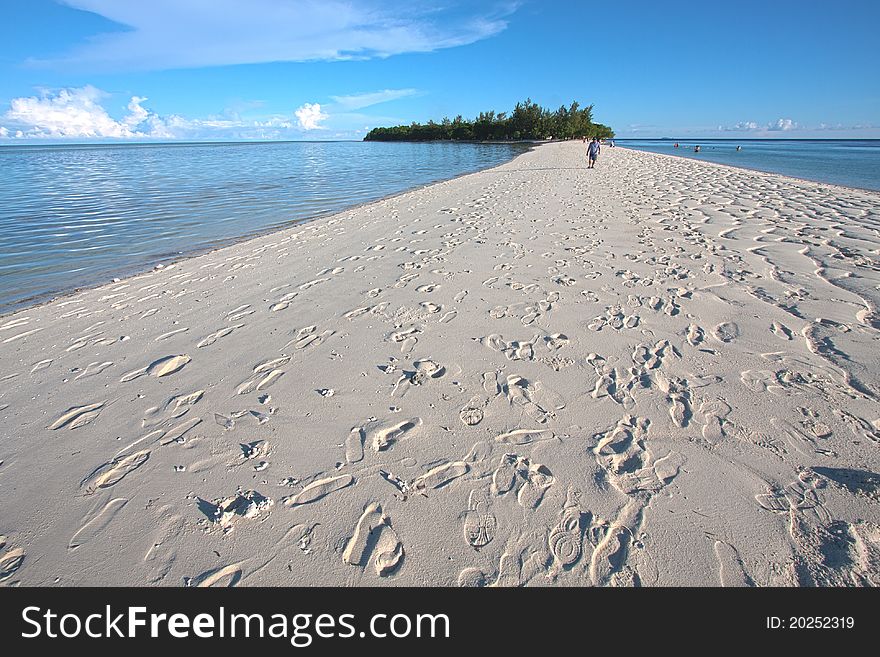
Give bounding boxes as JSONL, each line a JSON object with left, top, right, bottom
{"left": 587, "top": 137, "right": 601, "bottom": 169}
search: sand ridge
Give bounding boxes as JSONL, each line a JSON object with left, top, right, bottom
{"left": 0, "top": 142, "right": 878, "bottom": 586}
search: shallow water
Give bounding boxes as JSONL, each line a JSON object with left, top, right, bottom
{"left": 0, "top": 140, "right": 527, "bottom": 312}
{"left": 617, "top": 139, "right": 880, "bottom": 192}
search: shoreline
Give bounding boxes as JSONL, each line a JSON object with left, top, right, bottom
{"left": 0, "top": 142, "right": 535, "bottom": 318}
{"left": 615, "top": 144, "right": 880, "bottom": 194}
{"left": 1, "top": 141, "right": 878, "bottom": 586}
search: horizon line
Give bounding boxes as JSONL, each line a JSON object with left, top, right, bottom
{"left": 3, "top": 136, "right": 878, "bottom": 148}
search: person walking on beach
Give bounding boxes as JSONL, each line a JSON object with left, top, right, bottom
{"left": 587, "top": 137, "right": 601, "bottom": 169}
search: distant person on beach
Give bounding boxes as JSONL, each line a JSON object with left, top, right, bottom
{"left": 694, "top": 145, "right": 701, "bottom": 153}
{"left": 587, "top": 137, "right": 601, "bottom": 168}
{"left": 674, "top": 142, "right": 679, "bottom": 148}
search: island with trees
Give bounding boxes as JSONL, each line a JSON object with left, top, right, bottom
{"left": 363, "top": 99, "right": 613, "bottom": 142}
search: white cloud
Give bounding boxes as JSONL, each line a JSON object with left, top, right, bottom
{"left": 123, "top": 95, "right": 150, "bottom": 128}
{"left": 1, "top": 85, "right": 431, "bottom": 141}
{"left": 719, "top": 118, "right": 797, "bottom": 133}
{"left": 768, "top": 118, "right": 797, "bottom": 131}
{"left": 294, "top": 103, "right": 328, "bottom": 130}
{"left": 1, "top": 86, "right": 342, "bottom": 140}
{"left": 41, "top": 1, "right": 516, "bottom": 72}
{"left": 817, "top": 121, "right": 879, "bottom": 131}
{"left": 4, "top": 86, "right": 136, "bottom": 138}
{"left": 330, "top": 88, "right": 418, "bottom": 110}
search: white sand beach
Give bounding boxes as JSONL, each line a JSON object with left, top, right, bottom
{"left": 1, "top": 141, "right": 878, "bottom": 587}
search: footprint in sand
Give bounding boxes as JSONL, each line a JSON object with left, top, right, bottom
{"left": 237, "top": 357, "right": 290, "bottom": 395}
{"left": 200, "top": 490, "right": 274, "bottom": 529}
{"left": 299, "top": 277, "right": 330, "bottom": 291}
{"left": 493, "top": 428, "right": 555, "bottom": 446}
{"left": 478, "top": 333, "right": 538, "bottom": 362}
{"left": 342, "top": 503, "right": 404, "bottom": 576}
{"left": 3, "top": 328, "right": 44, "bottom": 344}
{"left": 713, "top": 540, "right": 754, "bottom": 587}
{"left": 197, "top": 324, "right": 244, "bottom": 348}
{"left": 155, "top": 328, "right": 189, "bottom": 341}
{"left": 459, "top": 395, "right": 487, "bottom": 426}
{"left": 412, "top": 461, "right": 469, "bottom": 493}
{"left": 755, "top": 469, "right": 831, "bottom": 530}
{"left": 548, "top": 488, "right": 589, "bottom": 575}
{"left": 589, "top": 502, "right": 644, "bottom": 587}
{"left": 237, "top": 369, "right": 284, "bottom": 395}
{"left": 686, "top": 324, "right": 705, "bottom": 346}
{"left": 770, "top": 321, "right": 793, "bottom": 340}
{"left": 120, "top": 355, "right": 191, "bottom": 382}
{"left": 457, "top": 567, "right": 490, "bottom": 587}
{"left": 69, "top": 498, "right": 129, "bottom": 551}
{"left": 388, "top": 326, "right": 421, "bottom": 353}
{"left": 30, "top": 359, "right": 53, "bottom": 374}
{"left": 0, "top": 541, "right": 26, "bottom": 583}
{"left": 491, "top": 454, "right": 554, "bottom": 509}
{"left": 504, "top": 374, "right": 562, "bottom": 424}
{"left": 696, "top": 399, "right": 732, "bottom": 443}
{"left": 345, "top": 427, "right": 365, "bottom": 464}
{"left": 712, "top": 322, "right": 739, "bottom": 343}
{"left": 545, "top": 333, "right": 569, "bottom": 350}
{"left": 80, "top": 450, "right": 151, "bottom": 494}
{"left": 482, "top": 371, "right": 501, "bottom": 396}
{"left": 592, "top": 415, "right": 685, "bottom": 496}
{"left": 391, "top": 359, "right": 446, "bottom": 397}
{"left": 74, "top": 361, "right": 114, "bottom": 380}
{"left": 358, "top": 417, "right": 422, "bottom": 453}
{"left": 186, "top": 562, "right": 247, "bottom": 587}
{"left": 270, "top": 292, "right": 299, "bottom": 312}
{"left": 49, "top": 401, "right": 107, "bottom": 430}
{"left": 143, "top": 389, "right": 204, "bottom": 429}
{"left": 283, "top": 474, "right": 354, "bottom": 507}
{"left": 287, "top": 326, "right": 335, "bottom": 351}
{"left": 462, "top": 489, "right": 497, "bottom": 548}
{"left": 343, "top": 305, "right": 372, "bottom": 320}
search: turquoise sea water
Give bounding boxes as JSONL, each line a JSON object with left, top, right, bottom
{"left": 0, "top": 141, "right": 526, "bottom": 313}
{"left": 617, "top": 139, "right": 880, "bottom": 192}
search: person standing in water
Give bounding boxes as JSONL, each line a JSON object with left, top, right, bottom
{"left": 587, "top": 137, "right": 601, "bottom": 168}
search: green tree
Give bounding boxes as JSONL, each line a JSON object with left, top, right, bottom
{"left": 363, "top": 98, "right": 613, "bottom": 142}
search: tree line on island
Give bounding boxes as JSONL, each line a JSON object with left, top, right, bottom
{"left": 364, "top": 99, "right": 614, "bottom": 142}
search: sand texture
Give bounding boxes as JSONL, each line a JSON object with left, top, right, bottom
{"left": 1, "top": 142, "right": 878, "bottom": 587}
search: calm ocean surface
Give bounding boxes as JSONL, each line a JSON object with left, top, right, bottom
{"left": 0, "top": 141, "right": 527, "bottom": 313}
{"left": 617, "top": 139, "right": 880, "bottom": 192}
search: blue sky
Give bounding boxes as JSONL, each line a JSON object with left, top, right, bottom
{"left": 1, "top": 0, "right": 878, "bottom": 141}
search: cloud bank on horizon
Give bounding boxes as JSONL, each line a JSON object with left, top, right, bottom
{"left": 0, "top": 85, "right": 413, "bottom": 139}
